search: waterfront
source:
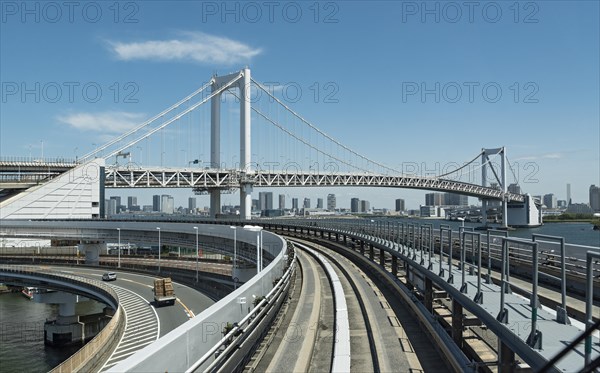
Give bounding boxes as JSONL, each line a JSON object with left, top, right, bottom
{"left": 0, "top": 292, "right": 105, "bottom": 373}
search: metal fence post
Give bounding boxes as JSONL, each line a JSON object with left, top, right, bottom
{"left": 497, "top": 239, "right": 508, "bottom": 323}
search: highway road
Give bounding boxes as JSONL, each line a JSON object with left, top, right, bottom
{"left": 40, "top": 266, "right": 215, "bottom": 370}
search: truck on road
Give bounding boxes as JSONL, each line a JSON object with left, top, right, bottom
{"left": 153, "top": 277, "right": 176, "bottom": 306}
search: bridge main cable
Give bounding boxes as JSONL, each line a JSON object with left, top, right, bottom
{"left": 79, "top": 81, "right": 212, "bottom": 163}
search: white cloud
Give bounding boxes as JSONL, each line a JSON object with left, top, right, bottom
{"left": 108, "top": 32, "right": 262, "bottom": 65}
{"left": 514, "top": 153, "right": 563, "bottom": 161}
{"left": 57, "top": 112, "right": 146, "bottom": 134}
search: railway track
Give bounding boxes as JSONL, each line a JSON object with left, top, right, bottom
{"left": 246, "top": 238, "right": 440, "bottom": 372}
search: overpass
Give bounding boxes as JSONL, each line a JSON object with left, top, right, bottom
{"left": 0, "top": 219, "right": 598, "bottom": 372}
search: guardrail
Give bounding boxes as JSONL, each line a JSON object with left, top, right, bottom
{"left": 293, "top": 241, "right": 351, "bottom": 373}
{"left": 255, "top": 219, "right": 599, "bottom": 372}
{"left": 187, "top": 245, "right": 296, "bottom": 372}
{"left": 107, "top": 229, "right": 289, "bottom": 372}
{"left": 0, "top": 265, "right": 125, "bottom": 372}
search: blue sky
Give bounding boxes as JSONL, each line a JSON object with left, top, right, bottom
{"left": 1, "top": 1, "right": 598, "bottom": 210}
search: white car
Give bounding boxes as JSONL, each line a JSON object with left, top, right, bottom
{"left": 102, "top": 272, "right": 117, "bottom": 281}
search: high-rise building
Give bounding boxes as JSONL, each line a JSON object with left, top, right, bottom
{"left": 109, "top": 196, "right": 122, "bottom": 213}
{"left": 395, "top": 198, "right": 405, "bottom": 212}
{"left": 188, "top": 197, "right": 197, "bottom": 211}
{"left": 557, "top": 200, "right": 567, "bottom": 208}
{"left": 317, "top": 198, "right": 323, "bottom": 209}
{"left": 327, "top": 194, "right": 336, "bottom": 211}
{"left": 279, "top": 194, "right": 286, "bottom": 210}
{"left": 127, "top": 196, "right": 137, "bottom": 211}
{"left": 360, "top": 200, "right": 370, "bottom": 212}
{"left": 292, "top": 198, "right": 299, "bottom": 211}
{"left": 153, "top": 195, "right": 161, "bottom": 212}
{"left": 252, "top": 199, "right": 259, "bottom": 211}
{"left": 508, "top": 183, "right": 521, "bottom": 194}
{"left": 106, "top": 199, "right": 117, "bottom": 216}
{"left": 543, "top": 193, "right": 557, "bottom": 209}
{"left": 259, "top": 192, "right": 273, "bottom": 211}
{"left": 350, "top": 198, "right": 360, "bottom": 213}
{"left": 444, "top": 193, "right": 468, "bottom": 206}
{"left": 161, "top": 195, "right": 174, "bottom": 214}
{"left": 425, "top": 193, "right": 444, "bottom": 206}
{"left": 590, "top": 185, "right": 600, "bottom": 212}
{"left": 567, "top": 183, "right": 571, "bottom": 205}
{"left": 303, "top": 198, "right": 311, "bottom": 208}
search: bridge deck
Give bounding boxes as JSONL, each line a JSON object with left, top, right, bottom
{"left": 345, "top": 231, "right": 599, "bottom": 372}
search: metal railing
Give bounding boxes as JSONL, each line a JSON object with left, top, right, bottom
{"left": 0, "top": 265, "right": 125, "bottom": 372}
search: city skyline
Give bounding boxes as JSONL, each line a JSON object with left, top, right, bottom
{"left": 104, "top": 180, "right": 599, "bottom": 213}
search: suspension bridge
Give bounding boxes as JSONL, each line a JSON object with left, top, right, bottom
{"left": 0, "top": 68, "right": 540, "bottom": 226}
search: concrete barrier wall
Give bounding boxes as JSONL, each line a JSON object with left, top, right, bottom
{"left": 108, "top": 231, "right": 287, "bottom": 373}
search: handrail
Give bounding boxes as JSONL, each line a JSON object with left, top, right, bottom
{"left": 186, "top": 246, "right": 296, "bottom": 372}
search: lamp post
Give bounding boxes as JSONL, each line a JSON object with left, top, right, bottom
{"left": 117, "top": 228, "right": 121, "bottom": 268}
{"left": 156, "top": 227, "right": 161, "bottom": 273}
{"left": 244, "top": 225, "right": 263, "bottom": 274}
{"left": 194, "top": 226, "right": 199, "bottom": 282}
{"left": 230, "top": 226, "right": 237, "bottom": 286}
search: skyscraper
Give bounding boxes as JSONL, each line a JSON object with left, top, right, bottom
{"left": 508, "top": 183, "right": 521, "bottom": 194}
{"left": 395, "top": 198, "right": 405, "bottom": 212}
{"left": 543, "top": 194, "right": 557, "bottom": 209}
{"left": 567, "top": 183, "right": 571, "bottom": 205}
{"left": 161, "top": 195, "right": 174, "bottom": 214}
{"left": 153, "top": 195, "right": 161, "bottom": 212}
{"left": 259, "top": 192, "right": 273, "bottom": 211}
{"left": 327, "top": 194, "right": 336, "bottom": 211}
{"left": 350, "top": 198, "right": 360, "bottom": 213}
{"left": 425, "top": 193, "right": 444, "bottom": 206}
{"left": 109, "top": 196, "right": 122, "bottom": 213}
{"left": 444, "top": 193, "right": 468, "bottom": 206}
{"left": 279, "top": 194, "right": 286, "bottom": 210}
{"left": 188, "top": 197, "right": 197, "bottom": 211}
{"left": 317, "top": 198, "right": 323, "bottom": 209}
{"left": 292, "top": 198, "right": 299, "bottom": 211}
{"left": 303, "top": 198, "right": 311, "bottom": 208}
{"left": 360, "top": 200, "right": 370, "bottom": 212}
{"left": 590, "top": 185, "right": 600, "bottom": 212}
{"left": 127, "top": 196, "right": 137, "bottom": 211}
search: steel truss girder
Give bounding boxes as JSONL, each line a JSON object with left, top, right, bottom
{"left": 105, "top": 167, "right": 524, "bottom": 202}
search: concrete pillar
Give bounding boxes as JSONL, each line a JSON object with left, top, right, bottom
{"left": 360, "top": 241, "right": 365, "bottom": 255}
{"left": 210, "top": 78, "right": 221, "bottom": 219}
{"left": 239, "top": 68, "right": 252, "bottom": 220}
{"left": 452, "top": 299, "right": 463, "bottom": 348}
{"left": 392, "top": 255, "right": 398, "bottom": 276}
{"left": 78, "top": 242, "right": 105, "bottom": 266}
{"left": 380, "top": 248, "right": 385, "bottom": 267}
{"left": 369, "top": 244, "right": 374, "bottom": 260}
{"left": 343, "top": 235, "right": 347, "bottom": 245}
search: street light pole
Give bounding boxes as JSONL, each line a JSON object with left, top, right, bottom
{"left": 230, "top": 226, "right": 237, "bottom": 288}
{"left": 194, "top": 226, "right": 199, "bottom": 282}
{"left": 157, "top": 227, "right": 161, "bottom": 273}
{"left": 244, "top": 225, "right": 263, "bottom": 274}
{"left": 117, "top": 228, "right": 121, "bottom": 268}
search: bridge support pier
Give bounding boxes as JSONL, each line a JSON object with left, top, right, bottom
{"left": 379, "top": 248, "right": 385, "bottom": 267}
{"left": 78, "top": 241, "right": 106, "bottom": 266}
{"left": 360, "top": 241, "right": 365, "bottom": 256}
{"left": 391, "top": 255, "right": 398, "bottom": 276}
{"left": 369, "top": 244, "right": 374, "bottom": 261}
